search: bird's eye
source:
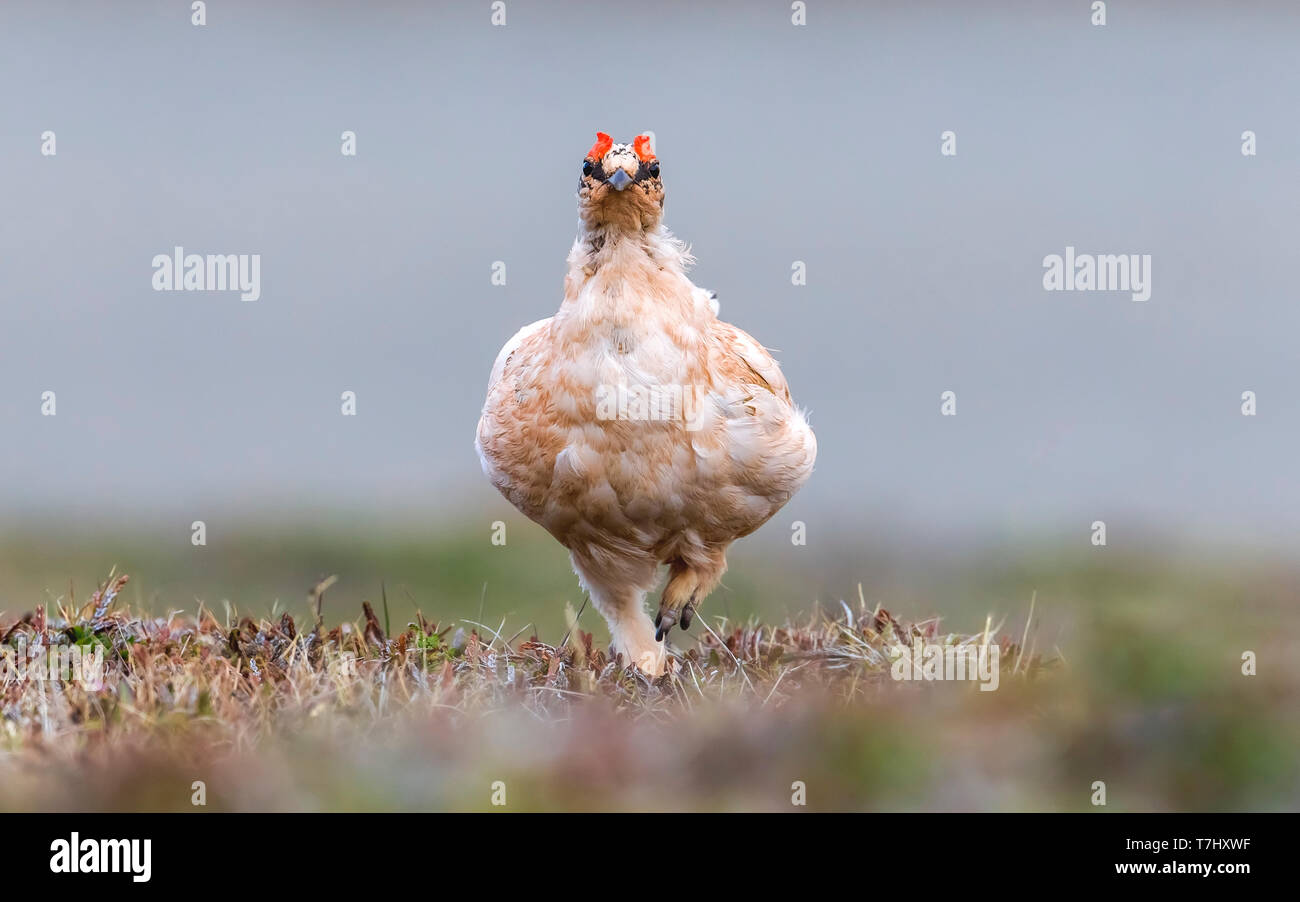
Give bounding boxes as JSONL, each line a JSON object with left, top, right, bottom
{"left": 647, "top": 162, "right": 660, "bottom": 177}
{"left": 582, "top": 160, "right": 594, "bottom": 176}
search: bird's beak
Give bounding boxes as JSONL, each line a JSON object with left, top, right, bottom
{"left": 608, "top": 169, "right": 633, "bottom": 191}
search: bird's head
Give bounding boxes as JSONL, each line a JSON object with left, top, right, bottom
{"left": 577, "top": 132, "right": 664, "bottom": 232}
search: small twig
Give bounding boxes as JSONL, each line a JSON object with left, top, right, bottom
{"left": 559, "top": 593, "right": 590, "bottom": 650}
{"left": 309, "top": 575, "right": 338, "bottom": 633}
{"left": 696, "top": 616, "right": 755, "bottom": 695}
{"left": 1014, "top": 590, "right": 1037, "bottom": 675}
{"left": 381, "top": 580, "right": 391, "bottom": 639}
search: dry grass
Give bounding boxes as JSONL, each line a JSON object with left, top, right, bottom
{"left": 3, "top": 563, "right": 1293, "bottom": 812}
{"left": 0, "top": 570, "right": 1057, "bottom": 812}
{"left": 0, "top": 571, "right": 1051, "bottom": 746}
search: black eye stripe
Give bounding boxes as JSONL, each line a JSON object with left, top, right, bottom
{"left": 579, "top": 155, "right": 661, "bottom": 184}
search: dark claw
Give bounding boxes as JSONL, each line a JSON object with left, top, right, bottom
{"left": 680, "top": 602, "right": 695, "bottom": 630}
{"left": 655, "top": 607, "right": 678, "bottom": 642}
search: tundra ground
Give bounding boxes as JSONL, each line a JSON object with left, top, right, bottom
{"left": 1, "top": 562, "right": 1295, "bottom": 812}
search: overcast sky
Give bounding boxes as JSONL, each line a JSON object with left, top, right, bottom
{"left": 1, "top": 1, "right": 1297, "bottom": 549}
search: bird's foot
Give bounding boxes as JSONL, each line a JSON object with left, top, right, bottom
{"left": 654, "top": 590, "right": 697, "bottom": 642}
{"left": 613, "top": 639, "right": 669, "bottom": 677}
{"left": 610, "top": 619, "right": 671, "bottom": 677}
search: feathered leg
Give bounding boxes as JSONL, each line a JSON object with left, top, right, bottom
{"left": 570, "top": 551, "right": 665, "bottom": 676}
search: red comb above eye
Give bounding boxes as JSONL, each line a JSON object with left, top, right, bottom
{"left": 633, "top": 134, "right": 656, "bottom": 162}
{"left": 587, "top": 132, "right": 613, "bottom": 160}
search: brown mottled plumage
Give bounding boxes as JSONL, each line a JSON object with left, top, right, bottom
{"left": 476, "top": 133, "right": 816, "bottom": 675}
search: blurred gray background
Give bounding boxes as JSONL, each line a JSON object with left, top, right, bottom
{"left": 0, "top": 0, "right": 1297, "bottom": 590}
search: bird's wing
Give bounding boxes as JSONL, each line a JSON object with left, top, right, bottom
{"left": 703, "top": 319, "right": 816, "bottom": 527}
{"left": 486, "top": 317, "right": 552, "bottom": 389}
{"left": 476, "top": 315, "right": 563, "bottom": 527}
{"left": 709, "top": 320, "right": 793, "bottom": 407}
